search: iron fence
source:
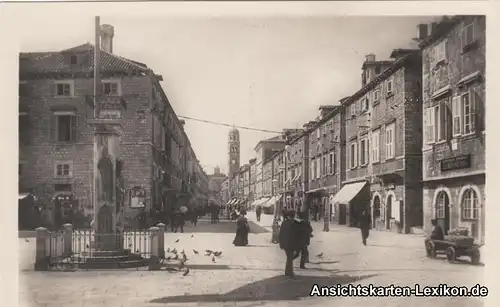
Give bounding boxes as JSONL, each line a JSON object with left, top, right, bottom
{"left": 45, "top": 228, "right": 152, "bottom": 270}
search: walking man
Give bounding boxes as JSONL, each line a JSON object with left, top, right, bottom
{"left": 255, "top": 205, "right": 262, "bottom": 222}
{"left": 359, "top": 209, "right": 371, "bottom": 246}
{"left": 279, "top": 210, "right": 298, "bottom": 277}
{"left": 294, "top": 211, "right": 313, "bottom": 269}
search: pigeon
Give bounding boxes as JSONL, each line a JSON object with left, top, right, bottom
{"left": 173, "top": 254, "right": 179, "bottom": 260}
{"left": 175, "top": 239, "right": 179, "bottom": 243}
{"left": 213, "top": 251, "right": 222, "bottom": 257}
{"left": 181, "top": 249, "right": 185, "bottom": 254}
{"left": 166, "top": 256, "right": 172, "bottom": 261}
{"left": 205, "top": 249, "right": 213, "bottom": 254}
{"left": 24, "top": 238, "right": 29, "bottom": 243}
{"left": 191, "top": 234, "right": 194, "bottom": 238}
{"left": 182, "top": 268, "right": 190, "bottom": 276}
{"left": 179, "top": 260, "right": 185, "bottom": 269}
{"left": 85, "top": 244, "right": 90, "bottom": 249}
{"left": 182, "top": 253, "right": 188, "bottom": 262}
{"left": 193, "top": 249, "right": 199, "bottom": 255}
{"left": 212, "top": 256, "right": 216, "bottom": 263}
{"left": 316, "top": 253, "right": 324, "bottom": 258}
{"left": 166, "top": 248, "right": 171, "bottom": 253}
{"left": 171, "top": 248, "right": 177, "bottom": 254}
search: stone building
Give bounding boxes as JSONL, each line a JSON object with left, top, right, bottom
{"left": 340, "top": 49, "right": 423, "bottom": 233}
{"left": 305, "top": 104, "right": 344, "bottom": 223}
{"left": 18, "top": 27, "right": 208, "bottom": 228}
{"left": 253, "top": 136, "right": 286, "bottom": 199}
{"left": 282, "top": 128, "right": 309, "bottom": 213}
{"left": 228, "top": 128, "right": 240, "bottom": 178}
{"left": 208, "top": 166, "right": 227, "bottom": 205}
{"left": 418, "top": 16, "right": 485, "bottom": 242}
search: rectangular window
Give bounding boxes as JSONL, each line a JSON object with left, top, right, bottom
{"left": 373, "top": 89, "right": 380, "bottom": 103}
{"left": 386, "top": 79, "right": 393, "bottom": 95}
{"left": 350, "top": 143, "right": 358, "bottom": 169}
{"left": 55, "top": 162, "right": 73, "bottom": 177}
{"left": 316, "top": 156, "right": 321, "bottom": 179}
{"left": 385, "top": 123, "right": 395, "bottom": 159}
{"left": 463, "top": 92, "right": 476, "bottom": 134}
{"left": 425, "top": 107, "right": 436, "bottom": 144}
{"left": 55, "top": 114, "right": 77, "bottom": 142}
{"left": 53, "top": 81, "right": 74, "bottom": 97}
{"left": 310, "top": 158, "right": 315, "bottom": 180}
{"left": 435, "top": 40, "right": 447, "bottom": 64}
{"left": 461, "top": 23, "right": 475, "bottom": 49}
{"left": 102, "top": 81, "right": 120, "bottom": 95}
{"left": 322, "top": 155, "right": 327, "bottom": 175}
{"left": 328, "top": 152, "right": 334, "bottom": 174}
{"left": 360, "top": 138, "right": 369, "bottom": 165}
{"left": 452, "top": 96, "right": 462, "bottom": 136}
{"left": 438, "top": 98, "right": 452, "bottom": 141}
{"left": 371, "top": 130, "right": 380, "bottom": 163}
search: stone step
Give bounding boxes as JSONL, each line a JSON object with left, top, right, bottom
{"left": 78, "top": 259, "right": 149, "bottom": 270}
{"left": 80, "top": 249, "right": 132, "bottom": 257}
{"left": 75, "top": 254, "right": 143, "bottom": 263}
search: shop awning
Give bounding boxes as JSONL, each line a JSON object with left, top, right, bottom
{"left": 258, "top": 197, "right": 270, "bottom": 207}
{"left": 306, "top": 187, "right": 325, "bottom": 194}
{"left": 19, "top": 193, "right": 31, "bottom": 200}
{"left": 330, "top": 181, "right": 367, "bottom": 205}
{"left": 291, "top": 173, "right": 301, "bottom": 183}
{"left": 263, "top": 195, "right": 281, "bottom": 208}
{"left": 227, "top": 198, "right": 236, "bottom": 205}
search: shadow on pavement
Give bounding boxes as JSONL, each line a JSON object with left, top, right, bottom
{"left": 248, "top": 222, "right": 270, "bottom": 234}
{"left": 309, "top": 261, "right": 339, "bottom": 265}
{"left": 149, "top": 273, "right": 377, "bottom": 303}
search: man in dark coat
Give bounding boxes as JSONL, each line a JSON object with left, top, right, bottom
{"left": 279, "top": 210, "right": 298, "bottom": 277}
{"left": 359, "top": 209, "right": 371, "bottom": 246}
{"left": 255, "top": 205, "right": 262, "bottom": 222}
{"left": 294, "top": 211, "right": 313, "bottom": 268}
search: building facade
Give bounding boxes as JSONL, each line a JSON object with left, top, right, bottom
{"left": 419, "top": 16, "right": 485, "bottom": 242}
{"left": 305, "top": 105, "right": 344, "bottom": 223}
{"left": 19, "top": 31, "right": 208, "bottom": 229}
{"left": 340, "top": 49, "right": 423, "bottom": 232}
{"left": 208, "top": 166, "right": 227, "bottom": 205}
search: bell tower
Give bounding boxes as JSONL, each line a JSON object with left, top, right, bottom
{"left": 228, "top": 128, "right": 240, "bottom": 178}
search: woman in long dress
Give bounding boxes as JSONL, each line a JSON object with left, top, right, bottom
{"left": 233, "top": 210, "right": 249, "bottom": 246}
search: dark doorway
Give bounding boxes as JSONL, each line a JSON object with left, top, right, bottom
{"left": 435, "top": 191, "right": 450, "bottom": 235}
{"left": 386, "top": 195, "right": 393, "bottom": 230}
{"left": 372, "top": 196, "right": 381, "bottom": 229}
{"left": 338, "top": 204, "right": 347, "bottom": 225}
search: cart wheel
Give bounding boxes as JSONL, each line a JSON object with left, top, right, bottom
{"left": 446, "top": 246, "right": 456, "bottom": 262}
{"left": 471, "top": 249, "right": 481, "bottom": 265}
{"left": 426, "top": 242, "right": 436, "bottom": 258}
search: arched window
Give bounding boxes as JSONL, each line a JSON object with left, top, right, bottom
{"left": 461, "top": 188, "right": 480, "bottom": 220}
{"left": 436, "top": 191, "right": 448, "bottom": 219}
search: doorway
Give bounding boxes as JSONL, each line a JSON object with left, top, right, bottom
{"left": 386, "top": 195, "right": 392, "bottom": 230}
{"left": 372, "top": 196, "right": 381, "bottom": 229}
{"left": 435, "top": 191, "right": 450, "bottom": 235}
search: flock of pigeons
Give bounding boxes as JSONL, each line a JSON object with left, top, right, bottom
{"left": 162, "top": 235, "right": 224, "bottom": 276}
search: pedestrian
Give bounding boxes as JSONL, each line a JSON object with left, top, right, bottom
{"left": 233, "top": 209, "right": 249, "bottom": 246}
{"left": 425, "top": 218, "right": 444, "bottom": 245}
{"left": 255, "top": 205, "right": 262, "bottom": 222}
{"left": 191, "top": 208, "right": 198, "bottom": 227}
{"left": 279, "top": 210, "right": 298, "bottom": 277}
{"left": 294, "top": 211, "right": 313, "bottom": 268}
{"left": 359, "top": 209, "right": 371, "bottom": 246}
{"left": 173, "top": 209, "right": 185, "bottom": 233}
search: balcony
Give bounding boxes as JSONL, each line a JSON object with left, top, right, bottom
{"left": 86, "top": 95, "right": 126, "bottom": 127}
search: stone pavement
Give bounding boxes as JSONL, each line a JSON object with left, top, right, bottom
{"left": 19, "top": 219, "right": 485, "bottom": 307}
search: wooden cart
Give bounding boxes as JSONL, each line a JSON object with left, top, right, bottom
{"left": 425, "top": 237, "right": 481, "bottom": 265}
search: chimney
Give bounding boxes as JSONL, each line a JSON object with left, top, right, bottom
{"left": 319, "top": 105, "right": 337, "bottom": 118}
{"left": 416, "top": 24, "right": 428, "bottom": 40}
{"left": 428, "top": 22, "right": 438, "bottom": 36}
{"left": 365, "top": 54, "right": 376, "bottom": 62}
{"left": 100, "top": 24, "right": 114, "bottom": 53}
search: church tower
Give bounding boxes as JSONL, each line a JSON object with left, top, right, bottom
{"left": 228, "top": 128, "right": 240, "bottom": 178}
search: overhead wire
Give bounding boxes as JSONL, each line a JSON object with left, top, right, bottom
{"left": 177, "top": 115, "right": 282, "bottom": 134}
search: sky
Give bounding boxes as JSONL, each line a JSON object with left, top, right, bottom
{"left": 14, "top": 8, "right": 438, "bottom": 175}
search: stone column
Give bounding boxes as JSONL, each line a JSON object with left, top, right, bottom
{"left": 34, "top": 227, "right": 49, "bottom": 271}
{"left": 148, "top": 226, "right": 161, "bottom": 271}
{"left": 157, "top": 223, "right": 165, "bottom": 258}
{"left": 63, "top": 223, "right": 73, "bottom": 257}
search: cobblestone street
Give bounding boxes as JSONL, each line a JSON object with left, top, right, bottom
{"left": 19, "top": 217, "right": 485, "bottom": 307}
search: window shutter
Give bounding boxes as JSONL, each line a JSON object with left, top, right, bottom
{"left": 443, "top": 100, "right": 453, "bottom": 141}
{"left": 50, "top": 114, "right": 57, "bottom": 142}
{"left": 354, "top": 143, "right": 358, "bottom": 167}
{"left": 472, "top": 87, "right": 484, "bottom": 134}
{"left": 71, "top": 115, "right": 79, "bottom": 142}
{"left": 366, "top": 139, "right": 370, "bottom": 164}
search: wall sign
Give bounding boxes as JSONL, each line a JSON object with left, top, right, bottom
{"left": 440, "top": 154, "right": 471, "bottom": 172}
